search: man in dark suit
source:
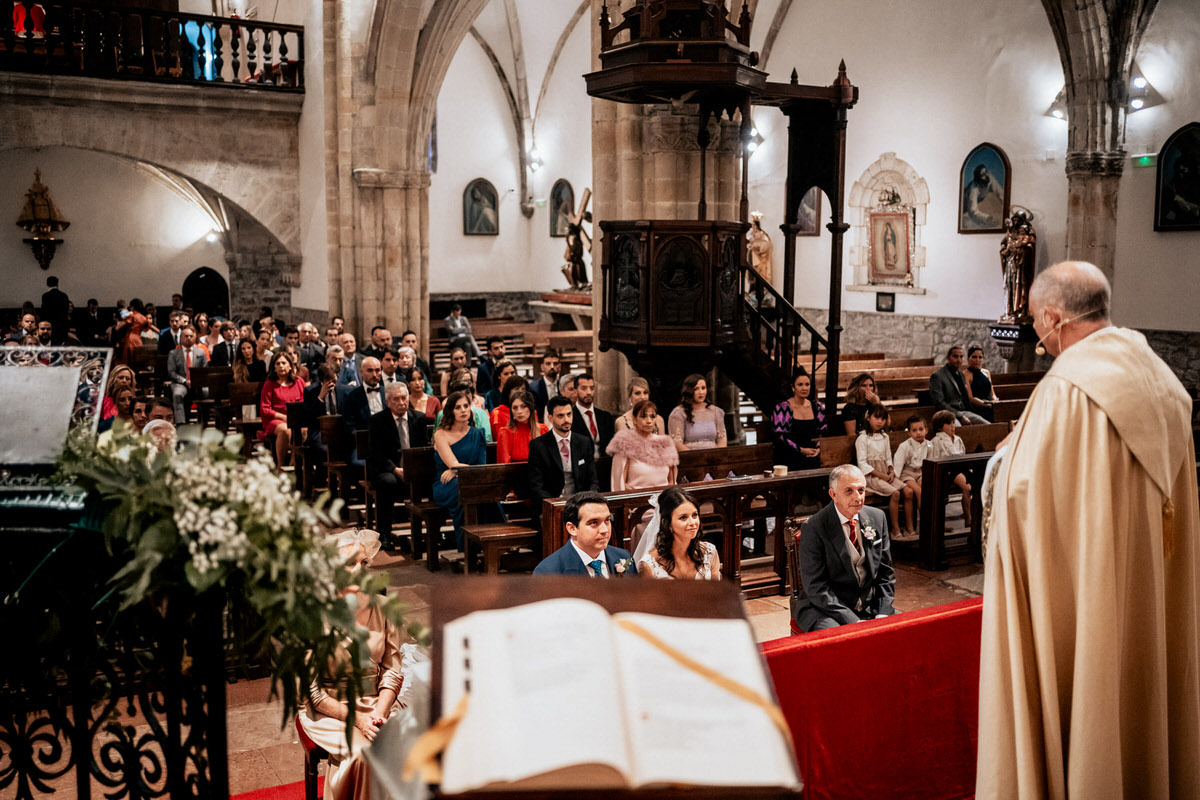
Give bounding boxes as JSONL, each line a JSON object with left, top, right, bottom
{"left": 73, "top": 298, "right": 107, "bottom": 346}
{"left": 40, "top": 276, "right": 70, "bottom": 345}
{"left": 298, "top": 322, "right": 327, "bottom": 371}
{"left": 158, "top": 311, "right": 186, "bottom": 354}
{"left": 533, "top": 491, "right": 637, "bottom": 577}
{"left": 792, "top": 465, "right": 897, "bottom": 632}
{"left": 209, "top": 321, "right": 240, "bottom": 367}
{"left": 571, "top": 372, "right": 615, "bottom": 465}
{"left": 928, "top": 345, "right": 988, "bottom": 425}
{"left": 529, "top": 396, "right": 599, "bottom": 509}
{"left": 527, "top": 347, "right": 561, "bottom": 419}
{"left": 337, "top": 332, "right": 365, "bottom": 386}
{"left": 367, "top": 381, "right": 429, "bottom": 549}
{"left": 475, "top": 335, "right": 506, "bottom": 395}
{"left": 303, "top": 363, "right": 360, "bottom": 455}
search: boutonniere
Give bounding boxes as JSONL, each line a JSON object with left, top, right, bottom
{"left": 614, "top": 558, "right": 633, "bottom": 575}
{"left": 861, "top": 524, "right": 878, "bottom": 543}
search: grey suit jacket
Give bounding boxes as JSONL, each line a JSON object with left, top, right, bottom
{"left": 792, "top": 502, "right": 896, "bottom": 631}
{"left": 166, "top": 346, "right": 208, "bottom": 385}
{"left": 928, "top": 364, "right": 969, "bottom": 413}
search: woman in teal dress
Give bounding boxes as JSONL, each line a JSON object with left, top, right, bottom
{"left": 432, "top": 390, "right": 489, "bottom": 550}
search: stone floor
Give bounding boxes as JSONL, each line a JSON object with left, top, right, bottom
{"left": 224, "top": 543, "right": 985, "bottom": 795}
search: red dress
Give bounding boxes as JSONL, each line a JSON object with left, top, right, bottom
{"left": 119, "top": 311, "right": 149, "bottom": 365}
{"left": 497, "top": 421, "right": 548, "bottom": 463}
{"left": 258, "top": 379, "right": 305, "bottom": 439}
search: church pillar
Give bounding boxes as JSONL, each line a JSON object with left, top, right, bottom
{"left": 1064, "top": 152, "right": 1124, "bottom": 281}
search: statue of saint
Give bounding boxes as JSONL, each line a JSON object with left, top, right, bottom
{"left": 746, "top": 212, "right": 773, "bottom": 283}
{"left": 999, "top": 207, "right": 1037, "bottom": 322}
{"left": 561, "top": 188, "right": 592, "bottom": 290}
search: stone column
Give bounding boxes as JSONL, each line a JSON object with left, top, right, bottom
{"left": 1064, "top": 151, "right": 1124, "bottom": 281}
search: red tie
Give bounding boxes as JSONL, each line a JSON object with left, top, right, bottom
{"left": 847, "top": 518, "right": 858, "bottom": 547}
{"left": 559, "top": 438, "right": 570, "bottom": 470}
{"left": 587, "top": 409, "right": 598, "bottom": 439}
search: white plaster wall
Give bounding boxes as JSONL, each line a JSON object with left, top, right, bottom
{"left": 0, "top": 147, "right": 227, "bottom": 307}
{"left": 1111, "top": 0, "right": 1200, "bottom": 332}
{"left": 429, "top": 9, "right": 593, "bottom": 294}
{"left": 748, "top": 0, "right": 1067, "bottom": 322}
{"left": 292, "top": 0, "right": 329, "bottom": 311}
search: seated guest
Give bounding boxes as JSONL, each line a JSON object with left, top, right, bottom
{"left": 317, "top": 344, "right": 346, "bottom": 386}
{"left": 157, "top": 310, "right": 185, "bottom": 354}
{"left": 572, "top": 372, "right": 616, "bottom": 459}
{"left": 394, "top": 346, "right": 423, "bottom": 386}
{"left": 528, "top": 347, "right": 561, "bottom": 419}
{"left": 615, "top": 377, "right": 666, "bottom": 435}
{"left": 558, "top": 373, "right": 579, "bottom": 405}
{"left": 963, "top": 345, "right": 998, "bottom": 422}
{"left": 443, "top": 304, "right": 482, "bottom": 362}
{"left": 928, "top": 345, "right": 988, "bottom": 425}
{"left": 341, "top": 357, "right": 385, "bottom": 437}
{"left": 497, "top": 390, "right": 547, "bottom": 463}
{"left": 483, "top": 359, "right": 517, "bottom": 412}
{"left": 143, "top": 418, "right": 177, "bottom": 452}
{"left": 839, "top": 373, "right": 879, "bottom": 436}
{"left": 434, "top": 373, "right": 493, "bottom": 441}
{"left": 361, "top": 325, "right": 392, "bottom": 360}
{"left": 792, "top": 465, "right": 896, "bottom": 632}
{"left": 528, "top": 396, "right": 599, "bottom": 509}
{"left": 298, "top": 322, "right": 327, "bottom": 371}
{"left": 636, "top": 487, "right": 721, "bottom": 580}
{"left": 475, "top": 335, "right": 506, "bottom": 395}
{"left": 398, "top": 330, "right": 434, "bottom": 386}
{"left": 209, "top": 321, "right": 240, "bottom": 367}
{"left": 379, "top": 347, "right": 401, "bottom": 388}
{"left": 130, "top": 397, "right": 149, "bottom": 433}
{"left": 489, "top": 375, "right": 530, "bottom": 438}
{"left": 607, "top": 400, "right": 677, "bottom": 491}
{"left": 337, "top": 333, "right": 363, "bottom": 386}
{"left": 368, "top": 382, "right": 429, "bottom": 548}
{"left": 432, "top": 390, "right": 489, "bottom": 550}
{"left": 668, "top": 373, "right": 726, "bottom": 451}
{"left": 101, "top": 364, "right": 138, "bottom": 420}
{"left": 771, "top": 368, "right": 825, "bottom": 470}
{"left": 167, "top": 325, "right": 208, "bottom": 424}
{"left": 191, "top": 313, "right": 211, "bottom": 358}
{"left": 533, "top": 491, "right": 637, "bottom": 577}
{"left": 303, "top": 363, "right": 360, "bottom": 462}
{"left": 407, "top": 366, "right": 441, "bottom": 422}
{"left": 892, "top": 415, "right": 931, "bottom": 540}
{"left": 97, "top": 386, "right": 137, "bottom": 433}
{"left": 254, "top": 328, "right": 275, "bottom": 369}
{"left": 258, "top": 351, "right": 305, "bottom": 466}
{"left": 232, "top": 338, "right": 267, "bottom": 384}
{"left": 147, "top": 396, "right": 174, "bottom": 423}
{"left": 929, "top": 409, "right": 972, "bottom": 526}
{"left": 855, "top": 403, "right": 909, "bottom": 541}
{"left": 439, "top": 347, "right": 468, "bottom": 396}
{"left": 298, "top": 529, "right": 405, "bottom": 800}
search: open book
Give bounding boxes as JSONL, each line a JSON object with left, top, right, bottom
{"left": 440, "top": 597, "right": 799, "bottom": 793}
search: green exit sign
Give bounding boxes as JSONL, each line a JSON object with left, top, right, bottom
{"left": 1132, "top": 154, "right": 1156, "bottom": 168}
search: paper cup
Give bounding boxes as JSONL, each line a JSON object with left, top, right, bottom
{"left": 772, "top": 465, "right": 788, "bottom": 477}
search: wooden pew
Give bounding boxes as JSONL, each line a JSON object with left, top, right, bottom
{"left": 918, "top": 452, "right": 992, "bottom": 570}
{"left": 225, "top": 381, "right": 263, "bottom": 457}
{"left": 458, "top": 462, "right": 539, "bottom": 574}
{"left": 541, "top": 469, "right": 833, "bottom": 597}
{"left": 676, "top": 442, "right": 773, "bottom": 482}
{"left": 190, "top": 366, "right": 233, "bottom": 427}
{"left": 958, "top": 422, "right": 1011, "bottom": 453}
{"left": 401, "top": 442, "right": 499, "bottom": 570}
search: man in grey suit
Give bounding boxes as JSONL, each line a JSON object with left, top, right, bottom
{"left": 928, "top": 345, "right": 988, "bottom": 425}
{"left": 792, "top": 464, "right": 897, "bottom": 631}
{"left": 167, "top": 325, "right": 208, "bottom": 424}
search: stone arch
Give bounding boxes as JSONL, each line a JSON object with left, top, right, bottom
{"left": 0, "top": 85, "right": 302, "bottom": 252}
{"left": 0, "top": 145, "right": 299, "bottom": 322}
{"left": 846, "top": 152, "right": 930, "bottom": 293}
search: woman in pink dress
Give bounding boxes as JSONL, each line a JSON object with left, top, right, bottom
{"left": 258, "top": 351, "right": 305, "bottom": 466}
{"left": 607, "top": 399, "right": 678, "bottom": 490}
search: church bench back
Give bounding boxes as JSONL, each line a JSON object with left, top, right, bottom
{"left": 676, "top": 443, "right": 773, "bottom": 482}
{"left": 457, "top": 463, "right": 534, "bottom": 525}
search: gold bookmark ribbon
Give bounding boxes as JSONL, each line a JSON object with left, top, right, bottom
{"left": 401, "top": 693, "right": 469, "bottom": 784}
{"left": 614, "top": 618, "right": 794, "bottom": 748}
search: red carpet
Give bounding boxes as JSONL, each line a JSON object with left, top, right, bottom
{"left": 232, "top": 777, "right": 321, "bottom": 800}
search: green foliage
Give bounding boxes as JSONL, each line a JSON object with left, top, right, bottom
{"left": 54, "top": 424, "right": 424, "bottom": 727}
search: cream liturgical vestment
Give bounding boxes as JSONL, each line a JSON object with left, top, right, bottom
{"left": 976, "top": 327, "right": 1200, "bottom": 799}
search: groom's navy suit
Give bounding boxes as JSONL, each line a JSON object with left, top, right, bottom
{"left": 534, "top": 543, "right": 638, "bottom": 576}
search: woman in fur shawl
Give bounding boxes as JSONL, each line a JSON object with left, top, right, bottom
{"left": 607, "top": 399, "right": 678, "bottom": 491}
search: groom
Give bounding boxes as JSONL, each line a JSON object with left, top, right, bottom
{"left": 533, "top": 491, "right": 637, "bottom": 577}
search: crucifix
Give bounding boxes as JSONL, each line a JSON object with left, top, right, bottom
{"left": 561, "top": 188, "right": 592, "bottom": 290}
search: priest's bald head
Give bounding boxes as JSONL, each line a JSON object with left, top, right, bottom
{"left": 1028, "top": 261, "right": 1112, "bottom": 357}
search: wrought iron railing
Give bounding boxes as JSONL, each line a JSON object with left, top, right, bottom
{"left": 741, "top": 266, "right": 827, "bottom": 389}
{"left": 2, "top": 1, "right": 303, "bottom": 91}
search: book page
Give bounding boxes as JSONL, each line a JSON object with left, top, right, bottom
{"left": 612, "top": 613, "right": 800, "bottom": 789}
{"left": 440, "top": 598, "right": 632, "bottom": 793}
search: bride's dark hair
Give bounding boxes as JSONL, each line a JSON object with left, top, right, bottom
{"left": 654, "top": 487, "right": 703, "bottom": 575}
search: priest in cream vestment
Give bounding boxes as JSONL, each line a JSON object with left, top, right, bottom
{"left": 977, "top": 261, "right": 1200, "bottom": 799}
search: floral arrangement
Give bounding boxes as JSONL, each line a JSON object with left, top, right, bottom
{"left": 55, "top": 423, "right": 423, "bottom": 723}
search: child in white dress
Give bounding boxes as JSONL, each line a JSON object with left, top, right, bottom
{"left": 930, "top": 409, "right": 972, "bottom": 526}
{"left": 892, "top": 414, "right": 932, "bottom": 540}
{"left": 855, "top": 404, "right": 909, "bottom": 538}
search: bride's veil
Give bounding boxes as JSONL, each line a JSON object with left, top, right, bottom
{"left": 632, "top": 491, "right": 663, "bottom": 563}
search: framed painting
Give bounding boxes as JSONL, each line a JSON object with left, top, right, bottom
{"left": 868, "top": 212, "right": 911, "bottom": 284}
{"left": 797, "top": 186, "right": 822, "bottom": 236}
{"left": 1155, "top": 122, "right": 1200, "bottom": 231}
{"left": 958, "top": 143, "right": 1011, "bottom": 233}
{"left": 550, "top": 179, "right": 574, "bottom": 237}
{"left": 463, "top": 178, "right": 499, "bottom": 236}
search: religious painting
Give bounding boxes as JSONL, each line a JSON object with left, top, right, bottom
{"left": 797, "top": 186, "right": 822, "bottom": 236}
{"left": 1155, "top": 122, "right": 1200, "bottom": 231}
{"left": 958, "top": 143, "right": 1011, "bottom": 233}
{"left": 868, "top": 212, "right": 911, "bottom": 284}
{"left": 875, "top": 292, "right": 895, "bottom": 313}
{"left": 550, "top": 179, "right": 574, "bottom": 237}
{"left": 463, "top": 178, "right": 499, "bottom": 236}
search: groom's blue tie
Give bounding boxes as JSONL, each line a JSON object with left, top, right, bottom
{"left": 589, "top": 559, "right": 604, "bottom": 577}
